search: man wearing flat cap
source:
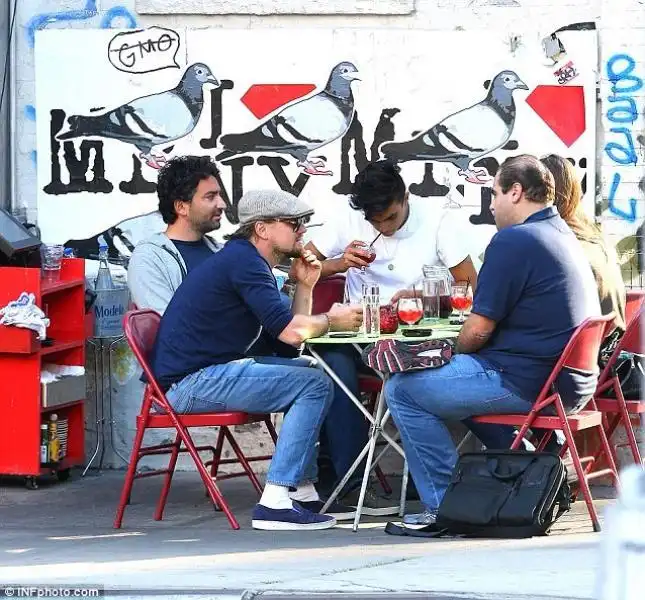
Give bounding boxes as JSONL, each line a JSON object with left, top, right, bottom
{"left": 149, "top": 189, "right": 363, "bottom": 531}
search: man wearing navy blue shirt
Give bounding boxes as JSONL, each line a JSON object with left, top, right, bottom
{"left": 385, "top": 155, "right": 601, "bottom": 526}
{"left": 150, "top": 189, "right": 363, "bottom": 531}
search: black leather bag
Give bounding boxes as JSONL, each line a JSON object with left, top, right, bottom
{"left": 386, "top": 451, "right": 571, "bottom": 539}
{"left": 605, "top": 352, "right": 644, "bottom": 400}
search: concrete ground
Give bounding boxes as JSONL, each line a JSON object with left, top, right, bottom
{"left": 0, "top": 469, "right": 614, "bottom": 600}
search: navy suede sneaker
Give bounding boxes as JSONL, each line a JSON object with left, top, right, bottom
{"left": 297, "top": 499, "right": 356, "bottom": 520}
{"left": 251, "top": 502, "right": 337, "bottom": 531}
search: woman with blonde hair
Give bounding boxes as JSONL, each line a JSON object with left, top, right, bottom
{"left": 541, "top": 154, "right": 626, "bottom": 331}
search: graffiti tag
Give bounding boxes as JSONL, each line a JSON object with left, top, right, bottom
{"left": 108, "top": 27, "right": 181, "bottom": 74}
{"left": 604, "top": 53, "right": 642, "bottom": 222}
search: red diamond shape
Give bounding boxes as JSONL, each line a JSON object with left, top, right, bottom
{"left": 241, "top": 84, "right": 317, "bottom": 119}
{"left": 525, "top": 85, "right": 586, "bottom": 147}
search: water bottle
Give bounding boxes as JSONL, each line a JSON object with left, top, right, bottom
{"left": 597, "top": 465, "right": 645, "bottom": 600}
{"left": 95, "top": 244, "right": 114, "bottom": 290}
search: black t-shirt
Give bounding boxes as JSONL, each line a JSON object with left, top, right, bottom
{"left": 172, "top": 239, "right": 215, "bottom": 274}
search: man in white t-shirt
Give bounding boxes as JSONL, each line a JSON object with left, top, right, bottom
{"left": 305, "top": 160, "right": 477, "bottom": 513}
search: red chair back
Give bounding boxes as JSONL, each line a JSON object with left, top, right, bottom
{"left": 312, "top": 275, "right": 346, "bottom": 315}
{"left": 123, "top": 309, "right": 170, "bottom": 410}
{"left": 626, "top": 290, "right": 645, "bottom": 325}
{"left": 537, "top": 313, "right": 616, "bottom": 404}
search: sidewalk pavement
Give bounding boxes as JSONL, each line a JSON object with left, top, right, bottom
{"left": 0, "top": 469, "right": 614, "bottom": 600}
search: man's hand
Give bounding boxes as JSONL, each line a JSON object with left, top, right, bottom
{"left": 289, "top": 249, "right": 322, "bottom": 288}
{"left": 390, "top": 288, "right": 422, "bottom": 304}
{"left": 326, "top": 302, "right": 363, "bottom": 332}
{"left": 338, "top": 241, "right": 373, "bottom": 272}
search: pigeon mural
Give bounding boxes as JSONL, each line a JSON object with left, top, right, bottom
{"left": 216, "top": 61, "right": 360, "bottom": 176}
{"left": 380, "top": 70, "right": 528, "bottom": 184}
{"left": 57, "top": 63, "right": 219, "bottom": 169}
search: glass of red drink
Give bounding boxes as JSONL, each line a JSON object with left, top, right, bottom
{"left": 397, "top": 298, "right": 423, "bottom": 326}
{"left": 354, "top": 242, "right": 377, "bottom": 272}
{"left": 450, "top": 283, "right": 472, "bottom": 324}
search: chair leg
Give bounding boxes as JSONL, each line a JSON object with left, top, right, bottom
{"left": 557, "top": 406, "right": 602, "bottom": 532}
{"left": 592, "top": 414, "right": 621, "bottom": 471}
{"left": 211, "top": 427, "right": 226, "bottom": 479}
{"left": 223, "top": 427, "right": 263, "bottom": 496}
{"left": 114, "top": 419, "right": 147, "bottom": 529}
{"left": 375, "top": 465, "right": 392, "bottom": 495}
{"left": 154, "top": 432, "right": 181, "bottom": 521}
{"left": 168, "top": 415, "right": 240, "bottom": 530}
{"left": 264, "top": 417, "right": 278, "bottom": 445}
{"left": 595, "top": 422, "right": 621, "bottom": 491}
{"left": 616, "top": 391, "right": 644, "bottom": 465}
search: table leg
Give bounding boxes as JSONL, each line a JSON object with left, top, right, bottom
{"left": 308, "top": 344, "right": 409, "bottom": 530}
{"left": 107, "top": 336, "right": 130, "bottom": 466}
{"left": 351, "top": 387, "right": 387, "bottom": 532}
{"left": 399, "top": 459, "right": 409, "bottom": 517}
{"left": 82, "top": 338, "right": 104, "bottom": 476}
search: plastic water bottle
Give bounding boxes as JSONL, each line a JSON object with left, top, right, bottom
{"left": 597, "top": 465, "right": 645, "bottom": 600}
{"left": 95, "top": 244, "right": 114, "bottom": 290}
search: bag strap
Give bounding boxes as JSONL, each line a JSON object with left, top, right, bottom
{"left": 384, "top": 521, "right": 452, "bottom": 538}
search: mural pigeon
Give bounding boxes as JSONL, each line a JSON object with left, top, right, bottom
{"left": 57, "top": 63, "right": 219, "bottom": 169}
{"left": 380, "top": 70, "right": 528, "bottom": 183}
{"left": 216, "top": 61, "right": 360, "bottom": 176}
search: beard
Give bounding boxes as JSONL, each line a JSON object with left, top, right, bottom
{"left": 193, "top": 215, "right": 222, "bottom": 234}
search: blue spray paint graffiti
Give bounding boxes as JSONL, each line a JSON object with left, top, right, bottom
{"left": 604, "top": 53, "right": 643, "bottom": 223}
{"left": 23, "top": 2, "right": 138, "bottom": 170}
{"left": 26, "top": 1, "right": 138, "bottom": 48}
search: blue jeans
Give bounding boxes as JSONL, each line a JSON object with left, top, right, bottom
{"left": 166, "top": 356, "right": 333, "bottom": 488}
{"left": 316, "top": 346, "right": 370, "bottom": 494}
{"left": 385, "top": 354, "right": 533, "bottom": 511}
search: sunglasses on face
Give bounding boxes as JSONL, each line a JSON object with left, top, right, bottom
{"left": 273, "top": 216, "right": 311, "bottom": 231}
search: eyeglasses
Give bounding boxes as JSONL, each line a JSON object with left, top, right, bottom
{"left": 271, "top": 216, "right": 311, "bottom": 231}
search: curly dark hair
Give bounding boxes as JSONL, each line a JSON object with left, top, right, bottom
{"left": 350, "top": 160, "right": 406, "bottom": 220}
{"left": 157, "top": 155, "right": 221, "bottom": 224}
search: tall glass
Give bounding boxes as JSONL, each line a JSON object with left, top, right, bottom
{"left": 450, "top": 283, "right": 472, "bottom": 324}
{"left": 422, "top": 265, "right": 451, "bottom": 322}
{"left": 361, "top": 282, "right": 380, "bottom": 337}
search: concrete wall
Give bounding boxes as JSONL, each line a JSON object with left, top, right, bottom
{"left": 9, "top": 0, "right": 644, "bottom": 472}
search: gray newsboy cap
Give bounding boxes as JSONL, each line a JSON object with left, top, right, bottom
{"left": 237, "top": 189, "right": 314, "bottom": 225}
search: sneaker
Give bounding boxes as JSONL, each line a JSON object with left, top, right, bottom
{"left": 298, "top": 499, "right": 356, "bottom": 520}
{"left": 251, "top": 502, "right": 337, "bottom": 531}
{"left": 403, "top": 509, "right": 438, "bottom": 526}
{"left": 341, "top": 484, "right": 399, "bottom": 516}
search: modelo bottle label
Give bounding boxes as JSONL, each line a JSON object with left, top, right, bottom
{"left": 94, "top": 288, "right": 129, "bottom": 338}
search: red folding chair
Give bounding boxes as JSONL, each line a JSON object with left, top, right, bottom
{"left": 625, "top": 290, "right": 645, "bottom": 325}
{"left": 594, "top": 305, "right": 644, "bottom": 466}
{"left": 113, "top": 309, "right": 277, "bottom": 530}
{"left": 472, "top": 314, "right": 619, "bottom": 532}
{"left": 312, "top": 276, "right": 392, "bottom": 494}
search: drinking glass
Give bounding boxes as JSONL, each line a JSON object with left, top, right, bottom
{"left": 40, "top": 244, "right": 65, "bottom": 282}
{"left": 354, "top": 241, "right": 377, "bottom": 273}
{"left": 450, "top": 283, "right": 472, "bottom": 324}
{"left": 361, "top": 282, "right": 381, "bottom": 337}
{"left": 397, "top": 297, "right": 423, "bottom": 326}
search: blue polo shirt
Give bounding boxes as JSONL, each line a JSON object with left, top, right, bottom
{"left": 473, "top": 206, "right": 601, "bottom": 409}
{"left": 149, "top": 239, "right": 295, "bottom": 390}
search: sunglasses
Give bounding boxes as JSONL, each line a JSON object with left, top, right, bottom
{"left": 271, "top": 216, "right": 311, "bottom": 231}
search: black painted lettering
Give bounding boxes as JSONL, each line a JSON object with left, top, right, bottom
{"left": 200, "top": 80, "right": 235, "bottom": 149}
{"left": 119, "top": 154, "right": 157, "bottom": 195}
{"left": 257, "top": 156, "right": 309, "bottom": 197}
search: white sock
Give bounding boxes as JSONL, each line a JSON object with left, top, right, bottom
{"left": 289, "top": 482, "right": 320, "bottom": 503}
{"left": 260, "top": 483, "right": 293, "bottom": 510}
